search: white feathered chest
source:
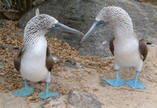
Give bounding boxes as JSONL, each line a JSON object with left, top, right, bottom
{"left": 114, "top": 37, "right": 142, "bottom": 67}
{"left": 20, "top": 36, "right": 49, "bottom": 82}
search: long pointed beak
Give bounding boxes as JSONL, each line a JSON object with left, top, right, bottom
{"left": 81, "top": 21, "right": 98, "bottom": 43}
{"left": 80, "top": 21, "right": 108, "bottom": 43}
{"left": 55, "top": 23, "right": 84, "bottom": 36}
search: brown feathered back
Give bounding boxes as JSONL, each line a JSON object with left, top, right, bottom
{"left": 46, "top": 47, "right": 54, "bottom": 72}
{"left": 139, "top": 39, "right": 148, "bottom": 61}
{"left": 14, "top": 49, "right": 24, "bottom": 71}
{"left": 109, "top": 38, "right": 115, "bottom": 56}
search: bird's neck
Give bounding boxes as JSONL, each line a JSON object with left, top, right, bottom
{"left": 114, "top": 24, "right": 138, "bottom": 47}
{"left": 111, "top": 15, "right": 135, "bottom": 40}
{"left": 22, "top": 35, "right": 48, "bottom": 68}
{"left": 24, "top": 33, "right": 47, "bottom": 50}
{"left": 113, "top": 22, "right": 135, "bottom": 40}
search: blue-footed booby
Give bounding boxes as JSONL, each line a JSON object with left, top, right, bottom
{"left": 13, "top": 9, "right": 84, "bottom": 99}
{"left": 81, "top": 6, "right": 148, "bottom": 89}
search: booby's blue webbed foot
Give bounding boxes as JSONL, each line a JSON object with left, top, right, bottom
{"left": 13, "top": 80, "right": 34, "bottom": 97}
{"left": 126, "top": 79, "right": 145, "bottom": 89}
{"left": 105, "top": 78, "right": 125, "bottom": 87}
{"left": 105, "top": 69, "right": 125, "bottom": 87}
{"left": 126, "top": 71, "right": 145, "bottom": 89}
{"left": 38, "top": 83, "right": 57, "bottom": 99}
{"left": 38, "top": 90, "right": 57, "bottom": 99}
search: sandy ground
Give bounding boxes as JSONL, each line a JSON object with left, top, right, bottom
{"left": 0, "top": 21, "right": 157, "bottom": 108}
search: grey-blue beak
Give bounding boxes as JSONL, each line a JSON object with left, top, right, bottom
{"left": 51, "top": 22, "right": 84, "bottom": 36}
{"left": 81, "top": 21, "right": 108, "bottom": 43}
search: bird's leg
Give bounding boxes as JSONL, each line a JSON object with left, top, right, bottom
{"left": 105, "top": 69, "right": 125, "bottom": 87}
{"left": 38, "top": 72, "right": 57, "bottom": 99}
{"left": 115, "top": 69, "right": 120, "bottom": 80}
{"left": 126, "top": 71, "right": 145, "bottom": 89}
{"left": 13, "top": 79, "right": 34, "bottom": 97}
{"left": 105, "top": 64, "right": 125, "bottom": 87}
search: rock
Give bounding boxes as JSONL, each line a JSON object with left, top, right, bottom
{"left": 19, "top": 0, "right": 157, "bottom": 57}
{"left": 0, "top": 20, "right": 7, "bottom": 28}
{"left": 51, "top": 53, "right": 61, "bottom": 61}
{"left": 68, "top": 90, "right": 102, "bottom": 108}
{"left": 59, "top": 59, "right": 82, "bottom": 68}
{"left": 0, "top": 45, "right": 18, "bottom": 52}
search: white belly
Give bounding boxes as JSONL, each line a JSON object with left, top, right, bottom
{"left": 21, "top": 56, "right": 48, "bottom": 82}
{"left": 114, "top": 38, "right": 143, "bottom": 67}
{"left": 20, "top": 37, "right": 48, "bottom": 82}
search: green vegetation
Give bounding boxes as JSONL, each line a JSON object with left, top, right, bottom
{"left": 0, "top": 0, "right": 45, "bottom": 15}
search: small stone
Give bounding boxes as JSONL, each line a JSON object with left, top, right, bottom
{"left": 102, "top": 41, "right": 107, "bottom": 45}
{"left": 75, "top": 63, "right": 84, "bottom": 68}
{"left": 99, "top": 76, "right": 106, "bottom": 87}
{"left": 0, "top": 45, "right": 17, "bottom": 52}
{"left": 51, "top": 53, "right": 60, "bottom": 61}
{"left": 0, "top": 20, "right": 7, "bottom": 28}
{"left": 0, "top": 62, "right": 4, "bottom": 68}
{"left": 68, "top": 90, "right": 102, "bottom": 108}
{"left": 60, "top": 60, "right": 81, "bottom": 69}
{"left": 8, "top": 46, "right": 17, "bottom": 53}
{"left": 65, "top": 60, "right": 76, "bottom": 65}
{"left": 0, "top": 45, "right": 7, "bottom": 50}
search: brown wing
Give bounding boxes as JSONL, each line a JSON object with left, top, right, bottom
{"left": 46, "top": 47, "right": 54, "bottom": 72}
{"left": 14, "top": 48, "right": 24, "bottom": 71}
{"left": 109, "top": 38, "right": 115, "bottom": 56}
{"left": 139, "top": 39, "right": 148, "bottom": 61}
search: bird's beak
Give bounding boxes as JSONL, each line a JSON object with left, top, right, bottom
{"left": 80, "top": 20, "right": 108, "bottom": 43}
{"left": 54, "top": 22, "right": 84, "bottom": 36}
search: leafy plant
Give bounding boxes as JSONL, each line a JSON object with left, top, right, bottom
{"left": 0, "top": 0, "right": 33, "bottom": 13}
{"left": 0, "top": 0, "right": 46, "bottom": 15}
